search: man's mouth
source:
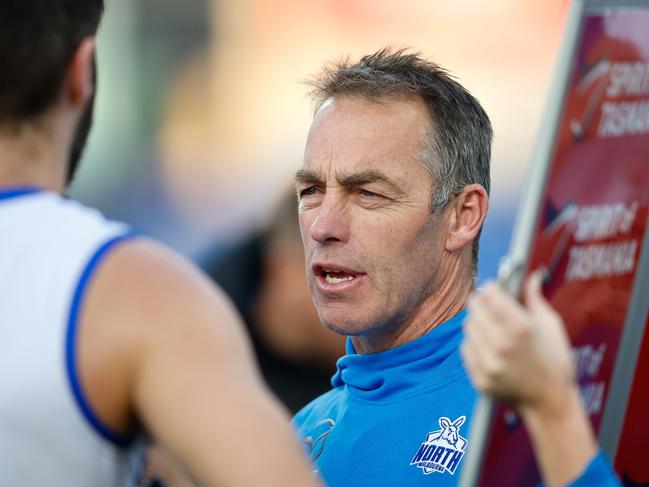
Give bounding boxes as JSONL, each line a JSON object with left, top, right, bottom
{"left": 322, "top": 268, "right": 355, "bottom": 284}
{"left": 313, "top": 264, "right": 364, "bottom": 287}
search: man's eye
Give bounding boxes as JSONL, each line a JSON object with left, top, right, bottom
{"left": 299, "top": 187, "right": 318, "bottom": 198}
{"left": 360, "top": 189, "right": 380, "bottom": 198}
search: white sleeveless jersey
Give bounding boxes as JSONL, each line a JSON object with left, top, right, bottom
{"left": 0, "top": 189, "right": 139, "bottom": 486}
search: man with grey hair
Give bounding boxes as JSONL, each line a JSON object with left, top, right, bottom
{"left": 293, "top": 48, "right": 491, "bottom": 486}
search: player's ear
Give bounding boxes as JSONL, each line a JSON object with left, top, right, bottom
{"left": 64, "top": 37, "right": 96, "bottom": 109}
{"left": 445, "top": 184, "right": 488, "bottom": 253}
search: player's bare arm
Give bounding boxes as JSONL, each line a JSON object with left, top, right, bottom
{"left": 78, "top": 238, "right": 321, "bottom": 487}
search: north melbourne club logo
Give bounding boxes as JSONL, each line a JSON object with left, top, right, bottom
{"left": 410, "top": 416, "right": 468, "bottom": 475}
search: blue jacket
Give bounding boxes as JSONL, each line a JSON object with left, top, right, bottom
{"left": 293, "top": 309, "right": 621, "bottom": 486}
{"left": 293, "top": 310, "right": 477, "bottom": 486}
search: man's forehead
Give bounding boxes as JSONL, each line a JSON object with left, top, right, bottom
{"left": 300, "top": 95, "right": 434, "bottom": 188}
{"left": 306, "top": 98, "right": 430, "bottom": 155}
{"left": 300, "top": 141, "right": 429, "bottom": 184}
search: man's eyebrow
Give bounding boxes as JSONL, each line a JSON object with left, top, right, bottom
{"left": 338, "top": 170, "right": 399, "bottom": 191}
{"left": 294, "top": 168, "right": 323, "bottom": 185}
{"left": 295, "top": 168, "right": 402, "bottom": 193}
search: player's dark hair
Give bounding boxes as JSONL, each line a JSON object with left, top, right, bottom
{"left": 307, "top": 48, "right": 492, "bottom": 273}
{"left": 0, "top": 0, "right": 104, "bottom": 123}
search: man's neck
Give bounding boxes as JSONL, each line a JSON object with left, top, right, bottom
{"left": 0, "top": 122, "right": 66, "bottom": 192}
{"left": 351, "top": 259, "right": 474, "bottom": 354}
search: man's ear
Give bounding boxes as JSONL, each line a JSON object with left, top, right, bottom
{"left": 445, "top": 184, "right": 489, "bottom": 253}
{"left": 64, "top": 37, "right": 96, "bottom": 108}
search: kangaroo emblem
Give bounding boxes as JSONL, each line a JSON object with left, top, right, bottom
{"left": 410, "top": 416, "right": 468, "bottom": 475}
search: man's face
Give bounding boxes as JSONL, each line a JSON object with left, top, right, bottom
{"left": 296, "top": 96, "right": 450, "bottom": 339}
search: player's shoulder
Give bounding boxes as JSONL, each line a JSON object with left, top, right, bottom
{"left": 84, "top": 236, "right": 243, "bottom": 338}
{"left": 108, "top": 237, "right": 230, "bottom": 300}
{"left": 75, "top": 237, "right": 253, "bottom": 443}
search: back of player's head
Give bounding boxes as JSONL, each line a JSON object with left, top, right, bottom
{"left": 0, "top": 0, "right": 104, "bottom": 124}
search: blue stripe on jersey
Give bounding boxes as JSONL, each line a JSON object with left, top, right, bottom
{"left": 0, "top": 187, "right": 42, "bottom": 201}
{"left": 65, "top": 232, "right": 139, "bottom": 448}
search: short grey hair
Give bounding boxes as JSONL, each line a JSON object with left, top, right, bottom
{"left": 307, "top": 47, "right": 492, "bottom": 273}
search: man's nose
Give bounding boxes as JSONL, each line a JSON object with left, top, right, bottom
{"left": 309, "top": 193, "right": 350, "bottom": 244}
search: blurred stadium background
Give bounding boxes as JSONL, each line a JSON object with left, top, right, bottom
{"left": 70, "top": 0, "right": 569, "bottom": 408}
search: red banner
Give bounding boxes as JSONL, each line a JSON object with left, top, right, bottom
{"left": 475, "top": 8, "right": 649, "bottom": 486}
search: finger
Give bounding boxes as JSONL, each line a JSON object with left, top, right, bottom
{"left": 461, "top": 338, "right": 508, "bottom": 396}
{"left": 465, "top": 303, "right": 511, "bottom": 358}
{"left": 523, "top": 270, "right": 545, "bottom": 311}
{"left": 460, "top": 341, "right": 489, "bottom": 392}
{"left": 468, "top": 283, "right": 509, "bottom": 327}
{"left": 476, "top": 282, "right": 530, "bottom": 335}
{"left": 462, "top": 319, "right": 507, "bottom": 385}
{"left": 524, "top": 270, "right": 564, "bottom": 331}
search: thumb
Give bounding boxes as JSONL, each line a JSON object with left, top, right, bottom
{"left": 524, "top": 270, "right": 567, "bottom": 341}
{"left": 524, "top": 270, "right": 552, "bottom": 317}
